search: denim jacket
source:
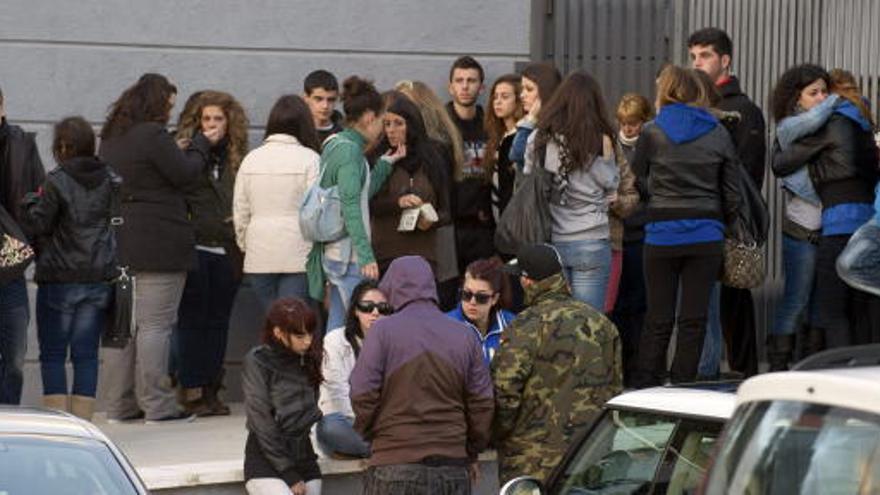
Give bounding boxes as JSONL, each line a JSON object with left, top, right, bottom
{"left": 775, "top": 95, "right": 839, "bottom": 204}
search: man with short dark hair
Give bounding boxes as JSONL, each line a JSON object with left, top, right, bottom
{"left": 688, "top": 27, "right": 765, "bottom": 378}
{"left": 493, "top": 244, "right": 622, "bottom": 485}
{"left": 303, "top": 69, "right": 343, "bottom": 143}
{"left": 0, "top": 85, "right": 45, "bottom": 404}
{"left": 446, "top": 56, "right": 495, "bottom": 273}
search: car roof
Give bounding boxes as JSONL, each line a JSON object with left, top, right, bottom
{"left": 737, "top": 366, "right": 880, "bottom": 415}
{"left": 606, "top": 383, "right": 738, "bottom": 421}
{"left": 0, "top": 406, "right": 109, "bottom": 441}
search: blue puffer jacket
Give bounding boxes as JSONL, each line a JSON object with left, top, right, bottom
{"left": 446, "top": 305, "right": 516, "bottom": 365}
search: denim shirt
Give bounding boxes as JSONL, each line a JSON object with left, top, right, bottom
{"left": 776, "top": 95, "right": 839, "bottom": 205}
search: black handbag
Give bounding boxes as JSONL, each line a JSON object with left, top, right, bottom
{"left": 102, "top": 174, "right": 136, "bottom": 348}
{"left": 0, "top": 204, "right": 35, "bottom": 286}
{"left": 495, "top": 144, "right": 553, "bottom": 255}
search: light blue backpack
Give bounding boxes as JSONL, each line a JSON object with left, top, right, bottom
{"left": 299, "top": 135, "right": 357, "bottom": 243}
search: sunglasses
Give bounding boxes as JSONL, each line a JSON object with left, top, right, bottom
{"left": 355, "top": 300, "right": 394, "bottom": 315}
{"left": 460, "top": 289, "right": 495, "bottom": 305}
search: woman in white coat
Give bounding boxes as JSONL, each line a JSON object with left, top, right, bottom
{"left": 316, "top": 279, "right": 391, "bottom": 457}
{"left": 234, "top": 95, "right": 320, "bottom": 311}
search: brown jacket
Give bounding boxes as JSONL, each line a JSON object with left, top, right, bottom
{"left": 351, "top": 256, "right": 494, "bottom": 466}
{"left": 369, "top": 163, "right": 450, "bottom": 266}
{"left": 609, "top": 153, "right": 639, "bottom": 250}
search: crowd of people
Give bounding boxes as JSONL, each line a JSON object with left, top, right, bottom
{"left": 0, "top": 25, "right": 878, "bottom": 495}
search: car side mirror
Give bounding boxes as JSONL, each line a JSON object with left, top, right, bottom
{"left": 500, "top": 476, "right": 544, "bottom": 495}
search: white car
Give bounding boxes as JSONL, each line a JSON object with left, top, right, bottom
{"left": 702, "top": 345, "right": 880, "bottom": 494}
{"left": 0, "top": 406, "right": 149, "bottom": 494}
{"left": 501, "top": 382, "right": 738, "bottom": 494}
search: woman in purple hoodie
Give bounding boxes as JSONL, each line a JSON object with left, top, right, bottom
{"left": 630, "top": 66, "right": 741, "bottom": 387}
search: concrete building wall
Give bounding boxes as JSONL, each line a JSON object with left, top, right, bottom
{"left": 6, "top": 0, "right": 531, "bottom": 406}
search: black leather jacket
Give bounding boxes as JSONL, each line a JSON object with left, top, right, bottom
{"left": 242, "top": 343, "right": 321, "bottom": 484}
{"left": 773, "top": 113, "right": 879, "bottom": 208}
{"left": 631, "top": 123, "right": 741, "bottom": 225}
{"left": 20, "top": 157, "right": 116, "bottom": 283}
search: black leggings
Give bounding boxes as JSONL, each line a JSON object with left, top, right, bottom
{"left": 635, "top": 242, "right": 723, "bottom": 387}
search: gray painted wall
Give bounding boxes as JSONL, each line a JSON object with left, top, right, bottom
{"left": 6, "top": 0, "right": 531, "bottom": 406}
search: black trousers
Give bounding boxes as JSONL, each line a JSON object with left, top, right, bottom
{"left": 815, "top": 234, "right": 880, "bottom": 348}
{"left": 611, "top": 240, "right": 647, "bottom": 387}
{"left": 635, "top": 242, "right": 723, "bottom": 387}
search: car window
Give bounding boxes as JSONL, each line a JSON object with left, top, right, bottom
{"left": 555, "top": 409, "right": 678, "bottom": 494}
{"left": 654, "top": 420, "right": 724, "bottom": 494}
{"left": 704, "top": 400, "right": 880, "bottom": 495}
{"left": 0, "top": 434, "right": 139, "bottom": 495}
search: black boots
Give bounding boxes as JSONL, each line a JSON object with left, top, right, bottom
{"left": 767, "top": 334, "right": 795, "bottom": 371}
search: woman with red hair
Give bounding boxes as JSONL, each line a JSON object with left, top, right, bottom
{"left": 242, "top": 298, "right": 324, "bottom": 495}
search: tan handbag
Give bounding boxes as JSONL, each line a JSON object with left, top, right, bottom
{"left": 721, "top": 239, "right": 765, "bottom": 289}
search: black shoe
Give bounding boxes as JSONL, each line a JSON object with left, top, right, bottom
{"left": 145, "top": 412, "right": 196, "bottom": 425}
{"left": 106, "top": 410, "right": 145, "bottom": 424}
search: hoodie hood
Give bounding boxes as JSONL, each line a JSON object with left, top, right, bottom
{"left": 655, "top": 103, "right": 719, "bottom": 144}
{"left": 62, "top": 156, "right": 111, "bottom": 189}
{"left": 835, "top": 100, "right": 873, "bottom": 132}
{"left": 379, "top": 256, "right": 438, "bottom": 311}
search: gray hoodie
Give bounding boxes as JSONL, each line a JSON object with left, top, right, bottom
{"left": 525, "top": 132, "right": 619, "bottom": 241}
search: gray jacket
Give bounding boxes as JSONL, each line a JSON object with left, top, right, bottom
{"left": 525, "top": 133, "right": 619, "bottom": 241}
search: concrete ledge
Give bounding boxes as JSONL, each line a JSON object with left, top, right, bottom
{"left": 140, "top": 452, "right": 498, "bottom": 490}
{"left": 95, "top": 405, "right": 498, "bottom": 493}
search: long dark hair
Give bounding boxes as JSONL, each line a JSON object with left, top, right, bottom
{"left": 264, "top": 95, "right": 321, "bottom": 152}
{"left": 101, "top": 73, "right": 177, "bottom": 139}
{"left": 521, "top": 62, "right": 562, "bottom": 105}
{"left": 261, "top": 298, "right": 323, "bottom": 387}
{"left": 535, "top": 71, "right": 616, "bottom": 172}
{"left": 343, "top": 279, "right": 383, "bottom": 358}
{"left": 771, "top": 64, "right": 831, "bottom": 121}
{"left": 378, "top": 92, "right": 450, "bottom": 197}
{"left": 483, "top": 74, "right": 523, "bottom": 175}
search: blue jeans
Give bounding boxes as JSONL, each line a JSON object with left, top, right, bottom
{"left": 773, "top": 235, "right": 818, "bottom": 335}
{"left": 36, "top": 282, "right": 111, "bottom": 397}
{"left": 0, "top": 277, "right": 30, "bottom": 404}
{"left": 247, "top": 273, "right": 308, "bottom": 314}
{"left": 317, "top": 412, "right": 370, "bottom": 457}
{"left": 175, "top": 251, "right": 240, "bottom": 388}
{"left": 553, "top": 239, "right": 611, "bottom": 310}
{"left": 698, "top": 282, "right": 723, "bottom": 378}
{"left": 325, "top": 260, "right": 363, "bottom": 332}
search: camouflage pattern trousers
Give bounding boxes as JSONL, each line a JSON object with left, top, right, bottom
{"left": 363, "top": 464, "right": 471, "bottom": 495}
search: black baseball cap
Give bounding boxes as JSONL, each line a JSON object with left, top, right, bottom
{"left": 502, "top": 244, "right": 563, "bottom": 281}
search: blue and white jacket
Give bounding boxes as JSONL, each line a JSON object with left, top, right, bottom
{"left": 446, "top": 306, "right": 516, "bottom": 366}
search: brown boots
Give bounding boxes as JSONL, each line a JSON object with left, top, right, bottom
{"left": 178, "top": 371, "right": 230, "bottom": 417}
{"left": 42, "top": 394, "right": 95, "bottom": 421}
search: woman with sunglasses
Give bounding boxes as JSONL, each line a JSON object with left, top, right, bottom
{"left": 317, "top": 280, "right": 392, "bottom": 458}
{"left": 446, "top": 258, "right": 515, "bottom": 364}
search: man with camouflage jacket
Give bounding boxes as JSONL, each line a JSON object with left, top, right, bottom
{"left": 493, "top": 244, "right": 623, "bottom": 485}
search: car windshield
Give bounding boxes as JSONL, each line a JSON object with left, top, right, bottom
{"left": 704, "top": 400, "right": 880, "bottom": 495}
{"left": 555, "top": 409, "right": 678, "bottom": 494}
{"left": 0, "top": 434, "right": 139, "bottom": 495}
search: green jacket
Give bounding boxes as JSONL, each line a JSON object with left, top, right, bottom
{"left": 491, "top": 273, "right": 623, "bottom": 485}
{"left": 306, "top": 128, "right": 391, "bottom": 300}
